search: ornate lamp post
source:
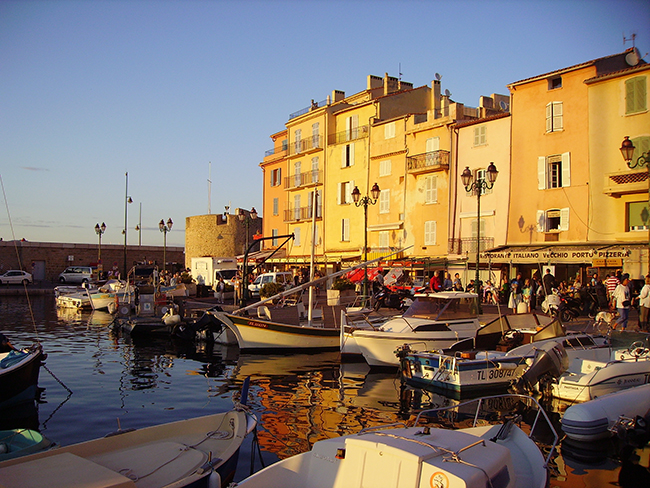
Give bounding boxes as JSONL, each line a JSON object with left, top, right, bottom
{"left": 352, "top": 183, "right": 380, "bottom": 306}
{"left": 620, "top": 136, "right": 650, "bottom": 274}
{"left": 238, "top": 207, "right": 258, "bottom": 308}
{"left": 135, "top": 202, "right": 142, "bottom": 247}
{"left": 95, "top": 222, "right": 106, "bottom": 279}
{"left": 159, "top": 218, "right": 173, "bottom": 272}
{"left": 461, "top": 162, "right": 498, "bottom": 313}
{"left": 123, "top": 172, "right": 133, "bottom": 279}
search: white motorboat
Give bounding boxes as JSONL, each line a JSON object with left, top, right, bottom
{"left": 561, "top": 383, "right": 650, "bottom": 442}
{"left": 234, "top": 394, "right": 556, "bottom": 488}
{"left": 0, "top": 404, "right": 257, "bottom": 488}
{"left": 523, "top": 339, "right": 650, "bottom": 402}
{"left": 351, "top": 291, "right": 481, "bottom": 368}
{"left": 56, "top": 279, "right": 134, "bottom": 312}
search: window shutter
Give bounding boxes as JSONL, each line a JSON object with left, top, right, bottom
{"left": 347, "top": 180, "right": 354, "bottom": 203}
{"left": 425, "top": 221, "right": 437, "bottom": 245}
{"left": 553, "top": 102, "right": 563, "bottom": 130}
{"left": 380, "top": 189, "right": 390, "bottom": 213}
{"left": 337, "top": 182, "right": 343, "bottom": 204}
{"left": 536, "top": 210, "right": 545, "bottom": 232}
{"left": 545, "top": 103, "right": 552, "bottom": 132}
{"left": 349, "top": 142, "right": 355, "bottom": 166}
{"left": 561, "top": 152, "right": 571, "bottom": 187}
{"left": 560, "top": 208, "right": 570, "bottom": 231}
{"left": 294, "top": 227, "right": 301, "bottom": 246}
{"left": 626, "top": 78, "right": 637, "bottom": 114}
{"left": 473, "top": 128, "right": 480, "bottom": 146}
{"left": 341, "top": 145, "right": 347, "bottom": 168}
{"left": 636, "top": 77, "right": 647, "bottom": 112}
{"left": 538, "top": 157, "right": 547, "bottom": 190}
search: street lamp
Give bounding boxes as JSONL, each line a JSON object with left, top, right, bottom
{"left": 620, "top": 136, "right": 650, "bottom": 274}
{"left": 352, "top": 183, "right": 381, "bottom": 306}
{"left": 238, "top": 207, "right": 258, "bottom": 307}
{"left": 95, "top": 222, "right": 106, "bottom": 279}
{"left": 159, "top": 218, "right": 173, "bottom": 272}
{"left": 461, "top": 162, "right": 498, "bottom": 313}
{"left": 123, "top": 172, "right": 133, "bottom": 279}
{"left": 135, "top": 202, "right": 142, "bottom": 247}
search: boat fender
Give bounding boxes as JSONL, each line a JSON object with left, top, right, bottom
{"left": 497, "top": 362, "right": 518, "bottom": 370}
{"left": 207, "top": 470, "right": 221, "bottom": 488}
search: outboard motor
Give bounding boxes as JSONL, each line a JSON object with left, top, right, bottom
{"left": 514, "top": 341, "right": 568, "bottom": 393}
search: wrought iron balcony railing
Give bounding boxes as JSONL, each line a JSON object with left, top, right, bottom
{"left": 448, "top": 237, "right": 494, "bottom": 255}
{"left": 407, "top": 150, "right": 450, "bottom": 173}
{"left": 284, "top": 170, "right": 322, "bottom": 190}
{"left": 284, "top": 205, "right": 323, "bottom": 223}
{"left": 288, "top": 135, "right": 322, "bottom": 156}
{"left": 328, "top": 125, "right": 369, "bottom": 145}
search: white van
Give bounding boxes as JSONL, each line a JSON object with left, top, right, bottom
{"left": 248, "top": 272, "right": 293, "bottom": 296}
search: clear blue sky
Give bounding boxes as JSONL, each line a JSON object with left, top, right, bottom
{"left": 1, "top": 0, "right": 648, "bottom": 248}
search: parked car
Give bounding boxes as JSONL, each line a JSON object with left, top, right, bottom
{"left": 58, "top": 266, "right": 95, "bottom": 284}
{"left": 248, "top": 272, "right": 293, "bottom": 296}
{"left": 0, "top": 270, "right": 33, "bottom": 285}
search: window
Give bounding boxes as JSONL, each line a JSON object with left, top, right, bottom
{"left": 538, "top": 152, "right": 571, "bottom": 189}
{"left": 548, "top": 76, "right": 562, "bottom": 90}
{"left": 379, "top": 189, "right": 390, "bottom": 214}
{"left": 273, "top": 198, "right": 279, "bottom": 216}
{"left": 384, "top": 122, "right": 395, "bottom": 139}
{"left": 425, "top": 175, "right": 438, "bottom": 203}
{"left": 294, "top": 161, "right": 301, "bottom": 187}
{"left": 337, "top": 181, "right": 354, "bottom": 204}
{"left": 473, "top": 126, "right": 487, "bottom": 146}
{"left": 536, "top": 208, "right": 569, "bottom": 232}
{"left": 341, "top": 218, "right": 350, "bottom": 242}
{"left": 281, "top": 139, "right": 288, "bottom": 151}
{"left": 270, "top": 168, "right": 282, "bottom": 187}
{"left": 546, "top": 102, "right": 563, "bottom": 132}
{"left": 342, "top": 143, "right": 355, "bottom": 167}
{"left": 379, "top": 231, "right": 389, "bottom": 248}
{"left": 312, "top": 122, "right": 320, "bottom": 147}
{"left": 628, "top": 201, "right": 650, "bottom": 231}
{"left": 379, "top": 159, "right": 392, "bottom": 176}
{"left": 424, "top": 221, "right": 437, "bottom": 245}
{"left": 626, "top": 76, "right": 647, "bottom": 115}
{"left": 294, "top": 195, "right": 301, "bottom": 221}
{"left": 272, "top": 229, "right": 279, "bottom": 246}
{"left": 426, "top": 137, "right": 440, "bottom": 165}
{"left": 294, "top": 129, "right": 302, "bottom": 153}
{"left": 311, "top": 157, "right": 319, "bottom": 183}
{"left": 293, "top": 227, "right": 301, "bottom": 246}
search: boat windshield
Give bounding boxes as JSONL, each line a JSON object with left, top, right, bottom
{"left": 402, "top": 296, "right": 478, "bottom": 321}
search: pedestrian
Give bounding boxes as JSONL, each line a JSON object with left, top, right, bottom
{"left": 453, "top": 273, "right": 463, "bottom": 291}
{"left": 606, "top": 273, "right": 620, "bottom": 307}
{"left": 530, "top": 275, "right": 540, "bottom": 311}
{"left": 508, "top": 282, "right": 523, "bottom": 313}
{"left": 429, "top": 270, "right": 442, "bottom": 292}
{"left": 639, "top": 275, "right": 650, "bottom": 332}
{"left": 522, "top": 278, "right": 532, "bottom": 311}
{"left": 613, "top": 274, "right": 631, "bottom": 330}
{"left": 0, "top": 332, "right": 18, "bottom": 353}
{"left": 443, "top": 272, "right": 453, "bottom": 291}
{"left": 542, "top": 268, "right": 556, "bottom": 297}
{"left": 216, "top": 277, "right": 226, "bottom": 304}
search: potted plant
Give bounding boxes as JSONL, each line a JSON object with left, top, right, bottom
{"left": 327, "top": 277, "right": 356, "bottom": 305}
{"left": 260, "top": 282, "right": 284, "bottom": 302}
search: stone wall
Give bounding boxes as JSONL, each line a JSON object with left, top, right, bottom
{"left": 0, "top": 241, "right": 184, "bottom": 282}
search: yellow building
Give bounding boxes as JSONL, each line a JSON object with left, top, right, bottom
{"left": 585, "top": 50, "right": 650, "bottom": 277}
{"left": 501, "top": 48, "right": 648, "bottom": 282}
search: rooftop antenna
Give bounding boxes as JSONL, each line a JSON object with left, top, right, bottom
{"left": 398, "top": 63, "right": 402, "bottom": 81}
{"left": 623, "top": 32, "right": 637, "bottom": 48}
{"left": 207, "top": 161, "right": 212, "bottom": 214}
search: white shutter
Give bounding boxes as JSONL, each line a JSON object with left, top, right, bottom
{"left": 349, "top": 142, "right": 355, "bottom": 166}
{"left": 424, "top": 221, "right": 437, "bottom": 245}
{"left": 426, "top": 176, "right": 438, "bottom": 203}
{"left": 561, "top": 152, "right": 571, "bottom": 187}
{"left": 294, "top": 227, "right": 301, "bottom": 246}
{"left": 337, "top": 182, "right": 343, "bottom": 204}
{"left": 536, "top": 210, "right": 545, "bottom": 232}
{"left": 341, "top": 145, "right": 347, "bottom": 168}
{"left": 545, "top": 103, "right": 552, "bottom": 132}
{"left": 346, "top": 180, "right": 354, "bottom": 204}
{"left": 560, "top": 208, "right": 570, "bottom": 231}
{"left": 538, "top": 157, "right": 547, "bottom": 190}
{"left": 554, "top": 102, "right": 563, "bottom": 130}
{"left": 342, "top": 219, "right": 350, "bottom": 241}
{"left": 380, "top": 189, "right": 390, "bottom": 213}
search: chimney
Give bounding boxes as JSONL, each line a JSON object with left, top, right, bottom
{"left": 367, "top": 75, "right": 383, "bottom": 90}
{"left": 432, "top": 79, "right": 441, "bottom": 119}
{"left": 332, "top": 90, "right": 345, "bottom": 102}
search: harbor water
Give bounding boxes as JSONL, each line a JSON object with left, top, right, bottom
{"left": 1, "top": 294, "right": 649, "bottom": 487}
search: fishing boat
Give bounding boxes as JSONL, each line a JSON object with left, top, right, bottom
{"left": 350, "top": 291, "right": 481, "bottom": 368}
{"left": 0, "top": 403, "right": 257, "bottom": 488}
{"left": 561, "top": 383, "right": 650, "bottom": 442}
{"left": 0, "top": 428, "right": 53, "bottom": 461}
{"left": 234, "top": 394, "right": 556, "bottom": 488}
{"left": 397, "top": 314, "right": 608, "bottom": 397}
{"left": 0, "top": 344, "right": 45, "bottom": 406}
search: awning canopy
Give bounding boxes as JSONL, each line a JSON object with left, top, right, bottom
{"left": 236, "top": 249, "right": 286, "bottom": 265}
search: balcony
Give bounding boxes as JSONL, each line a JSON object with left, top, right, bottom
{"left": 448, "top": 237, "right": 494, "bottom": 255}
{"left": 284, "top": 170, "right": 323, "bottom": 190}
{"left": 264, "top": 145, "right": 288, "bottom": 158}
{"left": 289, "top": 99, "right": 327, "bottom": 120}
{"left": 284, "top": 205, "right": 323, "bottom": 223}
{"left": 406, "top": 150, "right": 450, "bottom": 174}
{"left": 328, "top": 125, "right": 369, "bottom": 145}
{"left": 288, "top": 135, "right": 322, "bottom": 156}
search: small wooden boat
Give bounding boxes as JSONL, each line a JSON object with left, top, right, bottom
{"left": 0, "top": 345, "right": 45, "bottom": 405}
{"left": 0, "top": 428, "right": 53, "bottom": 461}
{"left": 0, "top": 404, "right": 257, "bottom": 488}
{"left": 561, "top": 383, "right": 650, "bottom": 442}
{"left": 235, "top": 394, "right": 556, "bottom": 488}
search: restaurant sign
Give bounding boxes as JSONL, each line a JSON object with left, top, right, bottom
{"left": 482, "top": 248, "right": 632, "bottom": 264}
